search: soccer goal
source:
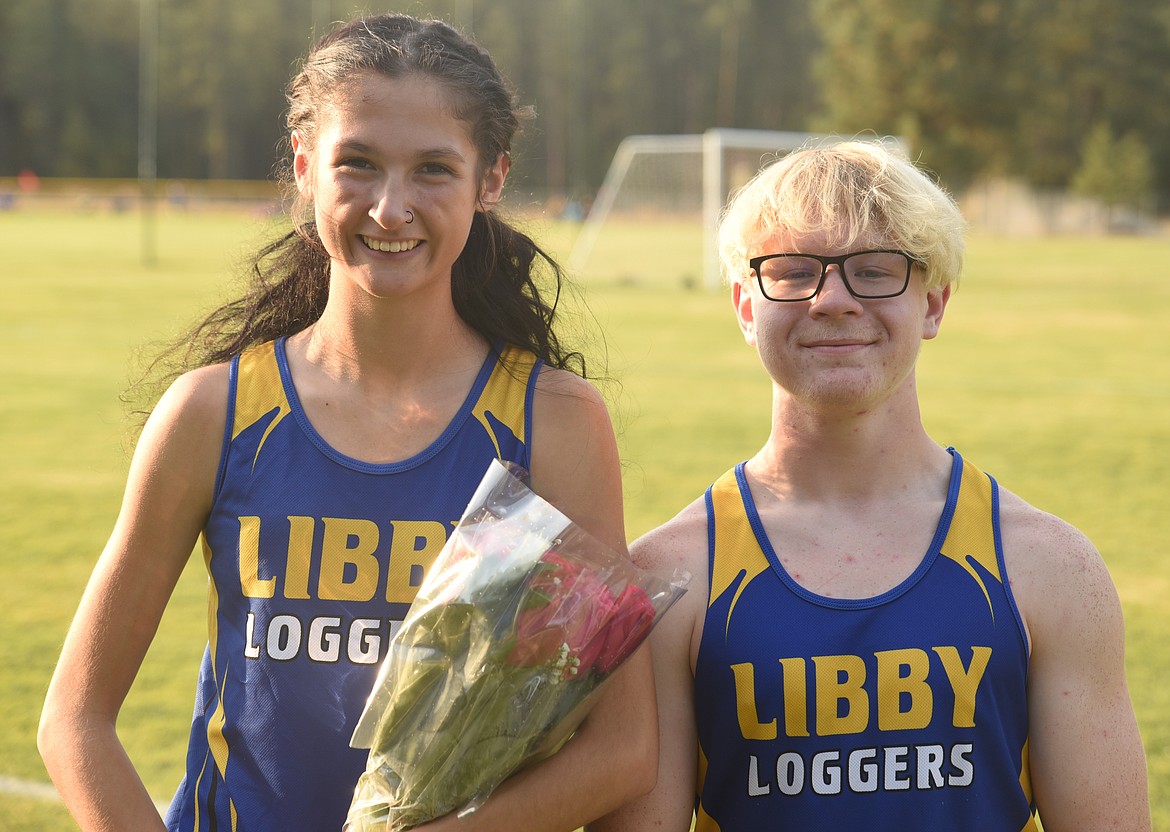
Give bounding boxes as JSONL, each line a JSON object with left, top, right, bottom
{"left": 568, "top": 128, "right": 837, "bottom": 290}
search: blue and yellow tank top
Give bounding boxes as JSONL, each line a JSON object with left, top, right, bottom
{"left": 694, "top": 449, "right": 1036, "bottom": 831}
{"left": 165, "top": 338, "right": 540, "bottom": 832}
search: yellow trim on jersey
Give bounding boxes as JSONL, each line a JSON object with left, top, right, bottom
{"left": 471, "top": 345, "right": 535, "bottom": 458}
{"left": 1019, "top": 738, "right": 1038, "bottom": 831}
{"left": 695, "top": 805, "right": 722, "bottom": 832}
{"left": 938, "top": 458, "right": 1001, "bottom": 619}
{"left": 202, "top": 537, "right": 229, "bottom": 768}
{"left": 694, "top": 745, "right": 722, "bottom": 832}
{"left": 198, "top": 535, "right": 239, "bottom": 826}
{"left": 708, "top": 469, "right": 771, "bottom": 638}
{"left": 232, "top": 342, "right": 292, "bottom": 473}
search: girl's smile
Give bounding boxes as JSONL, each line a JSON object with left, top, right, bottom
{"left": 293, "top": 71, "right": 506, "bottom": 304}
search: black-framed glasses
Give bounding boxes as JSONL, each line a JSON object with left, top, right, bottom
{"left": 748, "top": 250, "right": 918, "bottom": 302}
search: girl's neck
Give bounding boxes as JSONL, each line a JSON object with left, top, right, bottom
{"left": 296, "top": 298, "right": 488, "bottom": 386}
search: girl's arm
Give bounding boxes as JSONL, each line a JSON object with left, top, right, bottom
{"left": 39, "top": 365, "right": 228, "bottom": 831}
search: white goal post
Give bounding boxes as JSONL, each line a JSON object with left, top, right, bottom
{"left": 568, "top": 129, "right": 906, "bottom": 289}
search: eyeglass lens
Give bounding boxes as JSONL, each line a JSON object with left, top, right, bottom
{"left": 756, "top": 252, "right": 910, "bottom": 300}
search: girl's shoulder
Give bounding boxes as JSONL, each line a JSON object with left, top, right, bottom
{"left": 531, "top": 364, "right": 609, "bottom": 424}
{"left": 527, "top": 364, "right": 624, "bottom": 552}
{"left": 165, "top": 361, "right": 232, "bottom": 418}
{"left": 529, "top": 366, "right": 615, "bottom": 470}
{"left": 142, "top": 362, "right": 233, "bottom": 463}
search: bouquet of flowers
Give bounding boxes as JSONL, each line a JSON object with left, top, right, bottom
{"left": 345, "top": 460, "right": 687, "bottom": 831}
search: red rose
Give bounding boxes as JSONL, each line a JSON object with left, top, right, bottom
{"left": 507, "top": 553, "right": 650, "bottom": 679}
{"left": 594, "top": 583, "right": 657, "bottom": 674}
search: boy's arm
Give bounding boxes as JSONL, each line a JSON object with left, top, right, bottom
{"left": 1005, "top": 497, "right": 1151, "bottom": 831}
{"left": 589, "top": 505, "right": 710, "bottom": 832}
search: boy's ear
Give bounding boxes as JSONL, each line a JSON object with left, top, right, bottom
{"left": 732, "top": 278, "right": 757, "bottom": 347}
{"left": 922, "top": 283, "right": 952, "bottom": 341}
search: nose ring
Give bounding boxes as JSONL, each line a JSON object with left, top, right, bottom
{"left": 405, "top": 210, "right": 414, "bottom": 224}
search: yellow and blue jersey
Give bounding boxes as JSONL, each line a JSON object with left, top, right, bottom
{"left": 165, "top": 338, "right": 540, "bottom": 832}
{"left": 694, "top": 450, "right": 1036, "bottom": 831}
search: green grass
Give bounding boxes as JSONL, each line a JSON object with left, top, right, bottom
{"left": 1, "top": 206, "right": 1167, "bottom": 829}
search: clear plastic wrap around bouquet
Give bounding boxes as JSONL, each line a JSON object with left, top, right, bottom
{"left": 345, "top": 460, "right": 687, "bottom": 831}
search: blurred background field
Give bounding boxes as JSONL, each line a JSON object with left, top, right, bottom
{"left": 4, "top": 0, "right": 1169, "bottom": 828}
{"left": 1, "top": 204, "right": 1167, "bottom": 830}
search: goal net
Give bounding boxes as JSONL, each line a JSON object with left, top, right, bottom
{"left": 568, "top": 129, "right": 838, "bottom": 290}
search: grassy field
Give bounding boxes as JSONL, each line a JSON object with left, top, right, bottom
{"left": 1, "top": 206, "right": 1167, "bottom": 830}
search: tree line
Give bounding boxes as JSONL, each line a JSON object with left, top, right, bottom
{"left": 1, "top": 0, "right": 1167, "bottom": 209}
